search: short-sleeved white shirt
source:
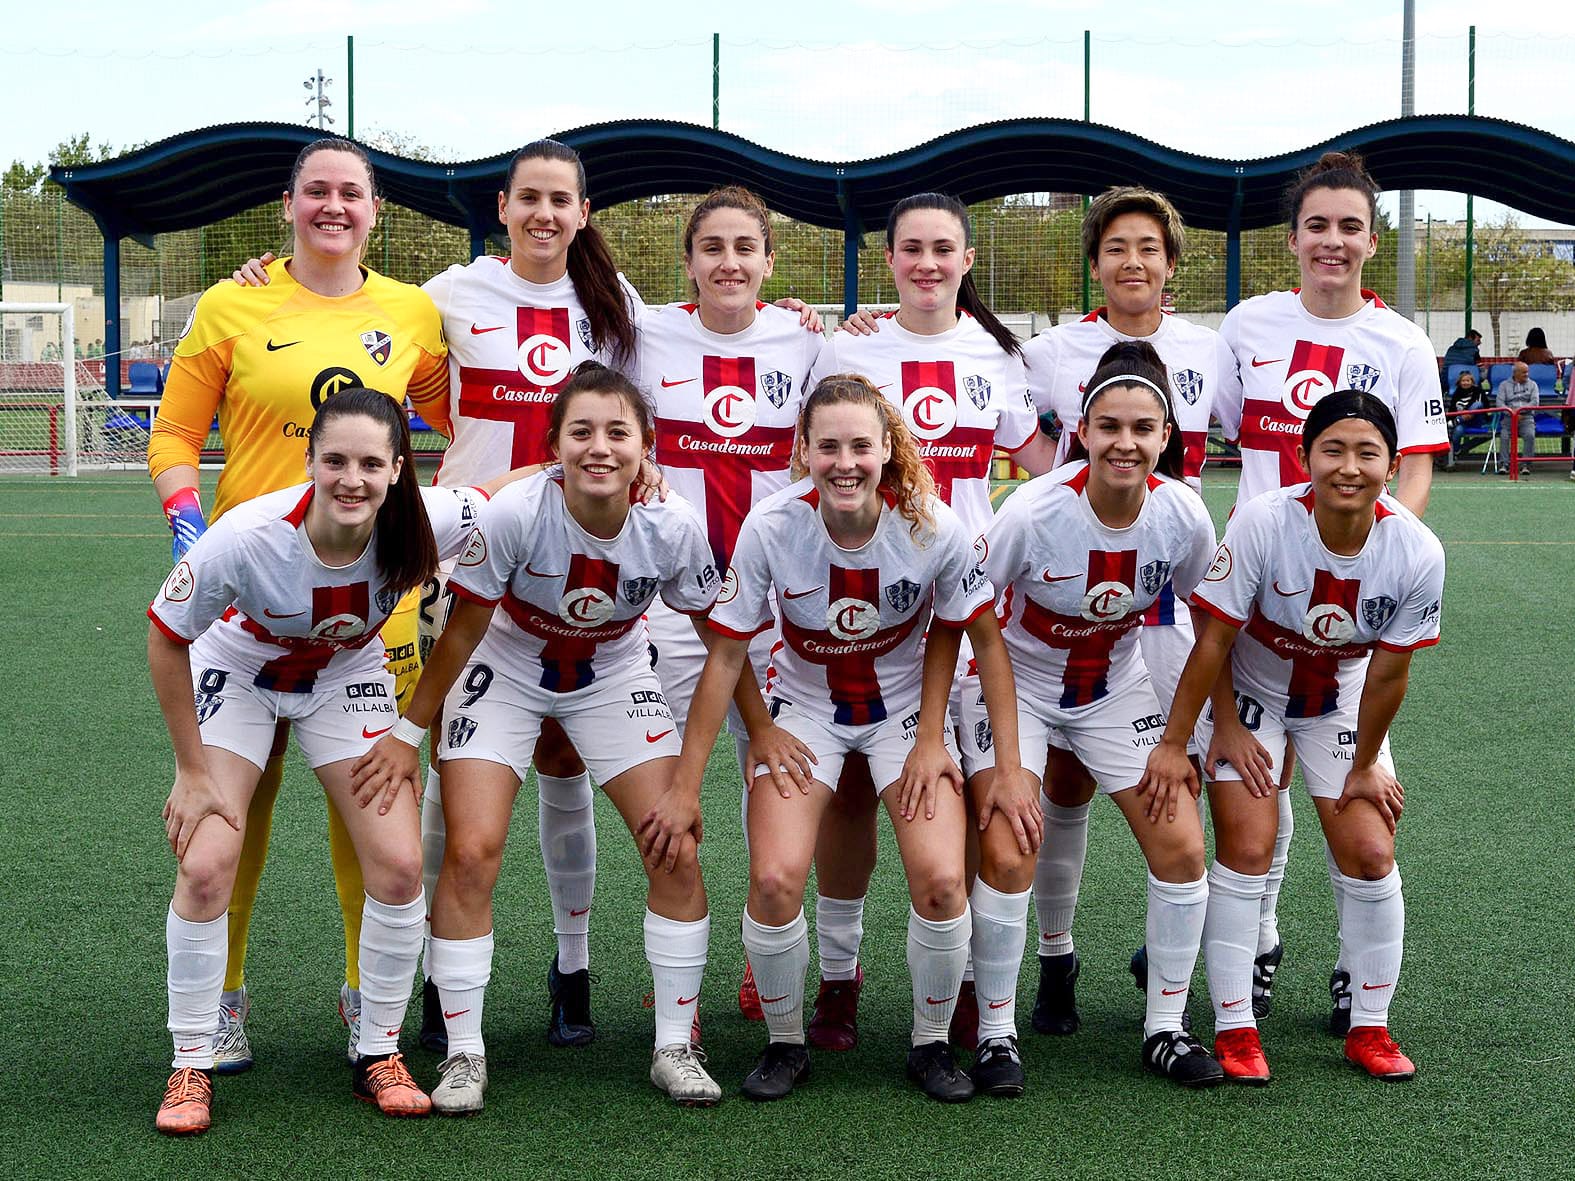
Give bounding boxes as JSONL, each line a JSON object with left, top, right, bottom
{"left": 449, "top": 471, "right": 718, "bottom": 693}
{"left": 710, "top": 478, "right": 994, "bottom": 726}
{"left": 1020, "top": 308, "right": 1242, "bottom": 491}
{"left": 982, "top": 462, "right": 1216, "bottom": 711}
{"left": 149, "top": 483, "right": 485, "bottom": 693}
{"left": 1191, "top": 484, "right": 1445, "bottom": 718}
{"left": 1218, "top": 290, "right": 1448, "bottom": 508}
{"left": 808, "top": 313, "right": 1039, "bottom": 539}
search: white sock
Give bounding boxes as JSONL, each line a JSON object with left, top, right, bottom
{"left": 742, "top": 908, "right": 809, "bottom": 1045}
{"left": 420, "top": 766, "right": 444, "bottom": 980}
{"left": 356, "top": 893, "right": 424, "bottom": 1058}
{"left": 970, "top": 880, "right": 1030, "bottom": 1042}
{"left": 538, "top": 771, "right": 596, "bottom": 974}
{"left": 734, "top": 731, "right": 753, "bottom": 857}
{"left": 908, "top": 907, "right": 971, "bottom": 1046}
{"left": 1034, "top": 797, "right": 1089, "bottom": 956}
{"left": 1204, "top": 863, "right": 1267, "bottom": 1031}
{"left": 1258, "top": 788, "right": 1293, "bottom": 955}
{"left": 645, "top": 910, "right": 709, "bottom": 1049}
{"left": 167, "top": 905, "right": 226, "bottom": 1069}
{"left": 430, "top": 931, "right": 494, "bottom": 1056}
{"left": 1144, "top": 873, "right": 1208, "bottom": 1038}
{"left": 1340, "top": 866, "right": 1404, "bottom": 1029}
{"left": 815, "top": 895, "right": 865, "bottom": 981}
{"left": 1325, "top": 839, "right": 1350, "bottom": 975}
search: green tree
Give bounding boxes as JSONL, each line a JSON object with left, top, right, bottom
{"left": 1431, "top": 213, "right": 1575, "bottom": 355}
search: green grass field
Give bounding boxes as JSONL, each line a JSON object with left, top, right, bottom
{"left": 3, "top": 467, "right": 1572, "bottom": 1180}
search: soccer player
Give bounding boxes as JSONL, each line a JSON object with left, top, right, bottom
{"left": 150, "top": 388, "right": 503, "bottom": 1134}
{"left": 1214, "top": 151, "right": 1449, "bottom": 1025}
{"left": 148, "top": 137, "right": 451, "bottom": 1072}
{"left": 1141, "top": 391, "right": 1443, "bottom": 1083}
{"left": 352, "top": 363, "right": 724, "bottom": 1112}
{"left": 798, "top": 193, "right": 1056, "bottom": 1052}
{"left": 645, "top": 374, "right": 1035, "bottom": 1103}
{"left": 957, "top": 341, "right": 1222, "bottom": 1090}
{"left": 1017, "top": 187, "right": 1241, "bottom": 1036}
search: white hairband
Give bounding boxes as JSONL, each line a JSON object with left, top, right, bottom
{"left": 1081, "top": 373, "right": 1170, "bottom": 418}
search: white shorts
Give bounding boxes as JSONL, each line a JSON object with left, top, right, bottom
{"left": 957, "top": 671, "right": 1167, "bottom": 794}
{"left": 190, "top": 663, "right": 396, "bottom": 771}
{"left": 439, "top": 655, "right": 678, "bottom": 784}
{"left": 762, "top": 696, "right": 956, "bottom": 796}
{"left": 647, "top": 596, "right": 775, "bottom": 738}
{"left": 1195, "top": 693, "right": 1394, "bottom": 800}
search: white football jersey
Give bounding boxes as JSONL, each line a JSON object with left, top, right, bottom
{"left": 1219, "top": 290, "right": 1448, "bottom": 509}
{"left": 711, "top": 478, "right": 993, "bottom": 727}
{"left": 449, "top": 471, "right": 719, "bottom": 693}
{"left": 635, "top": 301, "right": 823, "bottom": 567}
{"left": 983, "top": 462, "right": 1216, "bottom": 710}
{"left": 1021, "top": 308, "right": 1242, "bottom": 491}
{"left": 1192, "top": 484, "right": 1444, "bottom": 719}
{"left": 150, "top": 483, "right": 485, "bottom": 693}
{"left": 423, "top": 258, "right": 644, "bottom": 485}
{"left": 808, "top": 313, "right": 1039, "bottom": 539}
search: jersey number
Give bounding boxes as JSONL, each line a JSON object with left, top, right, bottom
{"left": 458, "top": 664, "right": 494, "bottom": 708}
{"left": 1233, "top": 692, "right": 1264, "bottom": 732}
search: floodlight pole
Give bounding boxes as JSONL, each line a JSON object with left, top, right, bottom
{"left": 713, "top": 35, "right": 720, "bottom": 130}
{"left": 1464, "top": 25, "right": 1476, "bottom": 334}
{"left": 347, "top": 36, "right": 355, "bottom": 138}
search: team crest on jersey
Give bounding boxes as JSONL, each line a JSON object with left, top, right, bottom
{"left": 559, "top": 588, "right": 616, "bottom": 628}
{"left": 375, "top": 587, "right": 400, "bottom": 616}
{"left": 1302, "top": 604, "right": 1357, "bottom": 647}
{"left": 1171, "top": 369, "right": 1203, "bottom": 406}
{"left": 1345, "top": 363, "right": 1382, "bottom": 393}
{"left": 360, "top": 330, "right": 392, "bottom": 366}
{"left": 827, "top": 597, "right": 880, "bottom": 641}
{"left": 163, "top": 560, "right": 195, "bottom": 603}
{"left": 962, "top": 374, "right": 992, "bottom": 411}
{"left": 1360, "top": 595, "right": 1398, "bottom": 631}
{"left": 447, "top": 716, "right": 477, "bottom": 749}
{"left": 884, "top": 579, "right": 922, "bottom": 614}
{"left": 193, "top": 691, "right": 224, "bottom": 724}
{"left": 458, "top": 531, "right": 488, "bottom": 567}
{"left": 1082, "top": 580, "right": 1134, "bottom": 622}
{"left": 622, "top": 576, "right": 658, "bottom": 606}
{"left": 974, "top": 718, "right": 993, "bottom": 753}
{"left": 717, "top": 566, "right": 739, "bottom": 605}
{"left": 1204, "top": 545, "right": 1232, "bottom": 582}
{"left": 576, "top": 317, "right": 594, "bottom": 351}
{"left": 755, "top": 369, "right": 790, "bottom": 409}
{"left": 1139, "top": 560, "right": 1172, "bottom": 597}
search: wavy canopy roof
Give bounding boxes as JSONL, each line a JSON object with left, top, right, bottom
{"left": 52, "top": 115, "right": 1575, "bottom": 240}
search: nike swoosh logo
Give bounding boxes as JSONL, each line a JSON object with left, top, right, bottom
{"left": 265, "top": 339, "right": 300, "bottom": 351}
{"left": 1042, "top": 572, "right": 1080, "bottom": 583}
{"left": 382, "top": 1027, "right": 401, "bottom": 1037}
{"left": 470, "top": 324, "right": 504, "bottom": 335}
{"left": 1160, "top": 987, "right": 1187, "bottom": 996}
{"left": 986, "top": 999, "right": 1012, "bottom": 1010}
{"left": 660, "top": 377, "right": 696, "bottom": 388}
{"left": 676, "top": 993, "right": 700, "bottom": 1006}
{"left": 569, "top": 906, "right": 590, "bottom": 917}
{"left": 176, "top": 1045, "right": 203, "bottom": 1053}
{"left": 525, "top": 562, "right": 562, "bottom": 578}
{"left": 759, "top": 993, "right": 790, "bottom": 1004}
{"left": 1271, "top": 580, "right": 1306, "bottom": 597}
{"left": 1360, "top": 982, "right": 1393, "bottom": 991}
{"left": 1251, "top": 356, "right": 1283, "bottom": 368}
{"left": 362, "top": 724, "right": 393, "bottom": 739}
{"left": 782, "top": 586, "right": 823, "bottom": 600}
{"left": 645, "top": 729, "right": 674, "bottom": 743}
{"left": 444, "top": 1009, "right": 470, "bottom": 1019}
{"left": 1222, "top": 997, "right": 1249, "bottom": 1009}
{"left": 262, "top": 607, "right": 306, "bottom": 619}
{"left": 925, "top": 995, "right": 955, "bottom": 1006}
{"left": 1041, "top": 931, "right": 1069, "bottom": 940}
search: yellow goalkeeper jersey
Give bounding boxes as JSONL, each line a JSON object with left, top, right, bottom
{"left": 149, "top": 258, "right": 452, "bottom": 519}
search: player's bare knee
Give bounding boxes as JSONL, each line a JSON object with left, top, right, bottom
{"left": 979, "top": 831, "right": 1034, "bottom": 894}
{"left": 1213, "top": 830, "right": 1273, "bottom": 877}
{"left": 1341, "top": 838, "right": 1395, "bottom": 881}
{"left": 749, "top": 862, "right": 807, "bottom": 918}
{"left": 1148, "top": 837, "right": 1206, "bottom": 883}
{"left": 177, "top": 849, "right": 237, "bottom": 916}
{"left": 909, "top": 865, "right": 967, "bottom": 919}
{"left": 442, "top": 837, "right": 504, "bottom": 899}
{"left": 366, "top": 845, "right": 423, "bottom": 903}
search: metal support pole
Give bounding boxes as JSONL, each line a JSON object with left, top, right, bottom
{"left": 1396, "top": 0, "right": 1416, "bottom": 319}
{"left": 469, "top": 224, "right": 485, "bottom": 261}
{"left": 1081, "top": 30, "right": 1091, "bottom": 314}
{"left": 843, "top": 212, "right": 861, "bottom": 318}
{"left": 1225, "top": 174, "right": 1244, "bottom": 309}
{"left": 1425, "top": 213, "right": 1433, "bottom": 337}
{"left": 712, "top": 34, "right": 720, "bottom": 130}
{"left": 347, "top": 35, "right": 355, "bottom": 138}
{"left": 1465, "top": 25, "right": 1476, "bottom": 333}
{"left": 102, "top": 227, "right": 122, "bottom": 398}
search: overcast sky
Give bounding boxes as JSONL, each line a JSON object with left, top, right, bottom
{"left": 6, "top": 0, "right": 1573, "bottom": 226}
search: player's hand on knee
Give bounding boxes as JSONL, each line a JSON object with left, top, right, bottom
{"left": 638, "top": 789, "right": 703, "bottom": 873}
{"left": 350, "top": 736, "right": 420, "bottom": 811}
{"left": 230, "top": 252, "right": 277, "bottom": 286}
{"left": 896, "top": 738, "right": 962, "bottom": 822}
{"left": 1207, "top": 721, "right": 1274, "bottom": 798}
{"left": 1334, "top": 764, "right": 1404, "bottom": 833}
{"left": 1137, "top": 739, "right": 1197, "bottom": 824}
{"left": 163, "top": 769, "right": 240, "bottom": 861}
{"left": 748, "top": 723, "right": 818, "bottom": 798}
{"left": 978, "top": 766, "right": 1044, "bottom": 855}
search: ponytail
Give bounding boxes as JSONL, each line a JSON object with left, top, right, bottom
{"left": 887, "top": 192, "right": 1022, "bottom": 358}
{"left": 956, "top": 271, "right": 1023, "bottom": 358}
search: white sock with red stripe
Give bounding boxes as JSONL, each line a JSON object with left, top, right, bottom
{"left": 1339, "top": 866, "right": 1404, "bottom": 1029}
{"left": 1258, "top": 788, "right": 1293, "bottom": 954}
{"left": 1144, "top": 873, "right": 1208, "bottom": 1038}
{"left": 1034, "top": 798, "right": 1089, "bottom": 956}
{"left": 356, "top": 893, "right": 424, "bottom": 1058}
{"left": 420, "top": 766, "right": 443, "bottom": 979}
{"left": 970, "top": 880, "right": 1029, "bottom": 1042}
{"left": 742, "top": 908, "right": 809, "bottom": 1045}
{"left": 538, "top": 771, "right": 596, "bottom": 974}
{"left": 430, "top": 931, "right": 493, "bottom": 1056}
{"left": 1204, "top": 863, "right": 1267, "bottom": 1032}
{"left": 645, "top": 910, "right": 709, "bottom": 1049}
{"left": 167, "top": 905, "right": 226, "bottom": 1069}
{"left": 908, "top": 907, "right": 971, "bottom": 1046}
{"left": 815, "top": 894, "right": 865, "bottom": 981}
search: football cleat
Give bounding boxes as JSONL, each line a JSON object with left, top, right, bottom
{"left": 419, "top": 976, "right": 449, "bottom": 1054}
{"left": 741, "top": 1041, "right": 812, "bottom": 1102}
{"left": 906, "top": 1040, "right": 975, "bottom": 1103}
{"left": 212, "top": 988, "right": 253, "bottom": 1075}
{"left": 547, "top": 954, "right": 595, "bottom": 1048}
{"left": 738, "top": 962, "right": 764, "bottom": 1022}
{"left": 1329, "top": 968, "right": 1353, "bottom": 1037}
{"left": 1129, "top": 947, "right": 1192, "bottom": 1033}
{"left": 1345, "top": 1027, "right": 1416, "bottom": 1081}
{"left": 1030, "top": 951, "right": 1080, "bottom": 1036}
{"left": 338, "top": 983, "right": 362, "bottom": 1066}
{"left": 353, "top": 1052, "right": 431, "bottom": 1117}
{"left": 650, "top": 1043, "right": 721, "bottom": 1107}
{"left": 1141, "top": 1030, "right": 1224, "bottom": 1089}
{"left": 431, "top": 1051, "right": 487, "bottom": 1116}
{"left": 155, "top": 1067, "right": 213, "bottom": 1136}
{"left": 1251, "top": 942, "right": 1284, "bottom": 1020}
{"left": 1214, "top": 1027, "right": 1272, "bottom": 1085}
{"left": 805, "top": 966, "right": 863, "bottom": 1052}
{"left": 948, "top": 979, "right": 979, "bottom": 1052}
{"left": 970, "top": 1036, "right": 1025, "bottom": 1098}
